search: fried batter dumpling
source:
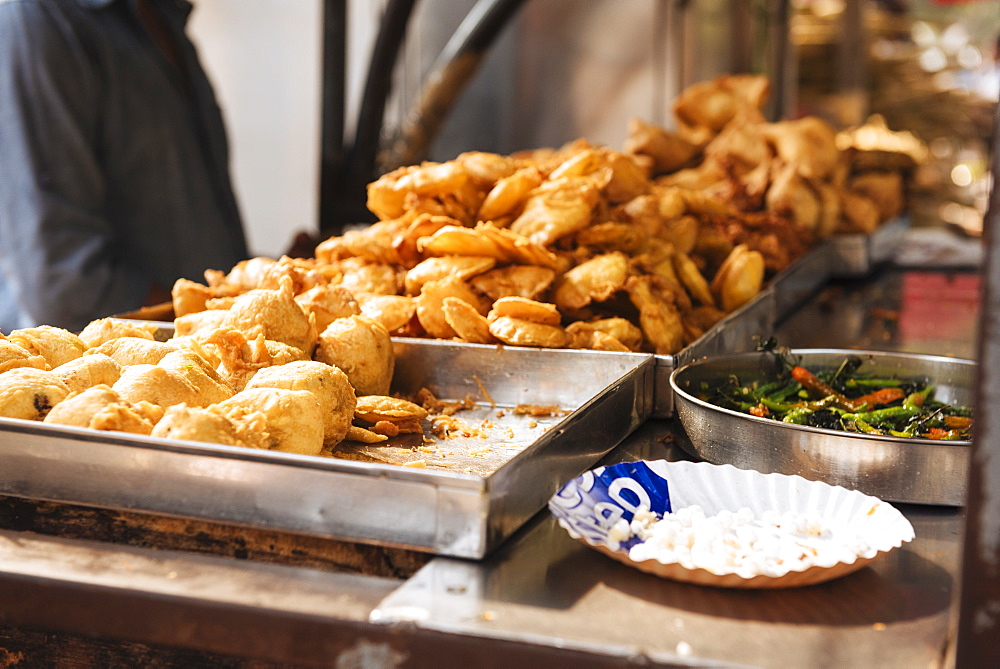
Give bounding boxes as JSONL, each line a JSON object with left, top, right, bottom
{"left": 442, "top": 297, "right": 495, "bottom": 344}
{"left": 157, "top": 349, "right": 234, "bottom": 405}
{"left": 0, "top": 338, "right": 49, "bottom": 374}
{"left": 356, "top": 293, "right": 417, "bottom": 334}
{"left": 246, "top": 360, "right": 357, "bottom": 445}
{"left": 565, "top": 324, "right": 631, "bottom": 352}
{"left": 222, "top": 276, "right": 318, "bottom": 355}
{"left": 488, "top": 316, "right": 569, "bottom": 348}
{"left": 344, "top": 425, "right": 389, "bottom": 444}
{"left": 294, "top": 284, "right": 361, "bottom": 334}
{"left": 174, "top": 309, "right": 230, "bottom": 340}
{"left": 314, "top": 316, "right": 394, "bottom": 396}
{"left": 212, "top": 256, "right": 281, "bottom": 293}
{"left": 404, "top": 256, "right": 496, "bottom": 296}
{"left": 367, "top": 161, "right": 471, "bottom": 221}
{"left": 390, "top": 213, "right": 455, "bottom": 268}
{"left": 354, "top": 395, "right": 427, "bottom": 435}
{"left": 51, "top": 353, "right": 122, "bottom": 394}
{"left": 705, "top": 113, "right": 772, "bottom": 176}
{"left": 315, "top": 218, "right": 409, "bottom": 265}
{"left": 473, "top": 223, "right": 564, "bottom": 269}
{"left": 672, "top": 252, "right": 715, "bottom": 308}
{"left": 566, "top": 317, "right": 644, "bottom": 352}
{"left": 200, "top": 328, "right": 273, "bottom": 392}
{"left": 43, "top": 385, "right": 159, "bottom": 435}
{"left": 171, "top": 278, "right": 214, "bottom": 318}
{"left": 217, "top": 388, "right": 325, "bottom": 455}
{"left": 336, "top": 258, "right": 403, "bottom": 295}
{"left": 478, "top": 166, "right": 544, "bottom": 221}
{"left": 0, "top": 367, "right": 70, "bottom": 420}
{"left": 87, "top": 337, "right": 176, "bottom": 366}
{"left": 265, "top": 339, "right": 311, "bottom": 366}
{"left": 167, "top": 335, "right": 222, "bottom": 368}
{"left": 468, "top": 265, "right": 555, "bottom": 301}
{"left": 672, "top": 74, "right": 770, "bottom": 145}
{"left": 762, "top": 117, "right": 839, "bottom": 180}
{"left": 78, "top": 318, "right": 160, "bottom": 349}
{"left": 416, "top": 276, "right": 489, "bottom": 340}
{"left": 455, "top": 150, "right": 522, "bottom": 184}
{"left": 417, "top": 225, "right": 506, "bottom": 259}
{"left": 552, "top": 252, "right": 630, "bottom": 312}
{"left": 624, "top": 117, "right": 700, "bottom": 175}
{"left": 575, "top": 221, "right": 646, "bottom": 254}
{"left": 838, "top": 190, "right": 881, "bottom": 234}
{"left": 509, "top": 177, "right": 601, "bottom": 247}
{"left": 765, "top": 161, "right": 822, "bottom": 231}
{"left": 849, "top": 171, "right": 904, "bottom": 222}
{"left": 625, "top": 275, "right": 685, "bottom": 354}
{"left": 8, "top": 325, "right": 86, "bottom": 368}
{"left": 812, "top": 181, "right": 843, "bottom": 240}
{"left": 151, "top": 403, "right": 270, "bottom": 450}
{"left": 112, "top": 364, "right": 205, "bottom": 409}
{"left": 600, "top": 150, "right": 651, "bottom": 204}
{"left": 711, "top": 244, "right": 766, "bottom": 312}
{"left": 488, "top": 296, "right": 561, "bottom": 326}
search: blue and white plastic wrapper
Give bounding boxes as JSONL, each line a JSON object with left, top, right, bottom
{"left": 549, "top": 460, "right": 915, "bottom": 588}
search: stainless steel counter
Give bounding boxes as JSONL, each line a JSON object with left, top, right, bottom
{"left": 0, "top": 261, "right": 981, "bottom": 667}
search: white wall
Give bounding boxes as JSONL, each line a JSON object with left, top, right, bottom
{"left": 188, "top": 0, "right": 323, "bottom": 258}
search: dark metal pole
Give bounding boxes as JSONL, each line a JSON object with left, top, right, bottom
{"left": 380, "top": 0, "right": 528, "bottom": 171}
{"left": 955, "top": 103, "right": 1000, "bottom": 667}
{"left": 765, "top": 0, "right": 792, "bottom": 122}
{"left": 318, "top": 0, "right": 347, "bottom": 237}
{"left": 320, "top": 0, "right": 418, "bottom": 236}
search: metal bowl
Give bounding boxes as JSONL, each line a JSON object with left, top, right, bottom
{"left": 669, "top": 349, "right": 976, "bottom": 506}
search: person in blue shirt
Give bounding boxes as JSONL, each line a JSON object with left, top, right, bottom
{"left": 0, "top": 0, "right": 250, "bottom": 332}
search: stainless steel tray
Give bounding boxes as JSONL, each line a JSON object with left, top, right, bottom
{"left": 670, "top": 348, "right": 975, "bottom": 506}
{"left": 828, "top": 216, "right": 910, "bottom": 278}
{"left": 0, "top": 340, "right": 653, "bottom": 559}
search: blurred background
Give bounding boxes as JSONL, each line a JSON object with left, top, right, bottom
{"left": 187, "top": 0, "right": 998, "bottom": 257}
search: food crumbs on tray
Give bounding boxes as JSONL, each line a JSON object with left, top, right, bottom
{"left": 418, "top": 446, "right": 437, "bottom": 454}
{"left": 402, "top": 460, "right": 427, "bottom": 468}
{"left": 473, "top": 374, "right": 496, "bottom": 408}
{"left": 528, "top": 420, "right": 537, "bottom": 428}
{"left": 505, "top": 428, "right": 515, "bottom": 439}
{"left": 495, "top": 409, "right": 505, "bottom": 418}
{"left": 470, "top": 447, "right": 492, "bottom": 457}
{"left": 430, "top": 415, "right": 489, "bottom": 439}
{"left": 868, "top": 505, "right": 878, "bottom": 515}
{"left": 480, "top": 610, "right": 495, "bottom": 622}
{"left": 513, "top": 404, "right": 566, "bottom": 417}
{"left": 480, "top": 419, "right": 496, "bottom": 429}
{"left": 872, "top": 623, "right": 886, "bottom": 631}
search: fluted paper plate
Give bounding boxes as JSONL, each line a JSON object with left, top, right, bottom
{"left": 548, "top": 460, "right": 914, "bottom": 588}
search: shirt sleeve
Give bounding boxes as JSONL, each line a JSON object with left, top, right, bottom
{"left": 0, "top": 2, "right": 150, "bottom": 331}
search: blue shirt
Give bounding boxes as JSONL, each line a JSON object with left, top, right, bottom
{"left": 0, "top": 0, "right": 249, "bottom": 331}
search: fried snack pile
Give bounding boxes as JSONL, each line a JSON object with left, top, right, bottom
{"left": 168, "top": 75, "right": 911, "bottom": 356}
{"left": 0, "top": 281, "right": 418, "bottom": 456}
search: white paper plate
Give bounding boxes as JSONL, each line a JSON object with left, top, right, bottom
{"left": 549, "top": 460, "right": 914, "bottom": 588}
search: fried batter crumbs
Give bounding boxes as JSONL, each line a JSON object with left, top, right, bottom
{"left": 429, "top": 414, "right": 489, "bottom": 439}
{"left": 512, "top": 404, "right": 567, "bottom": 417}
{"left": 416, "top": 387, "right": 476, "bottom": 415}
